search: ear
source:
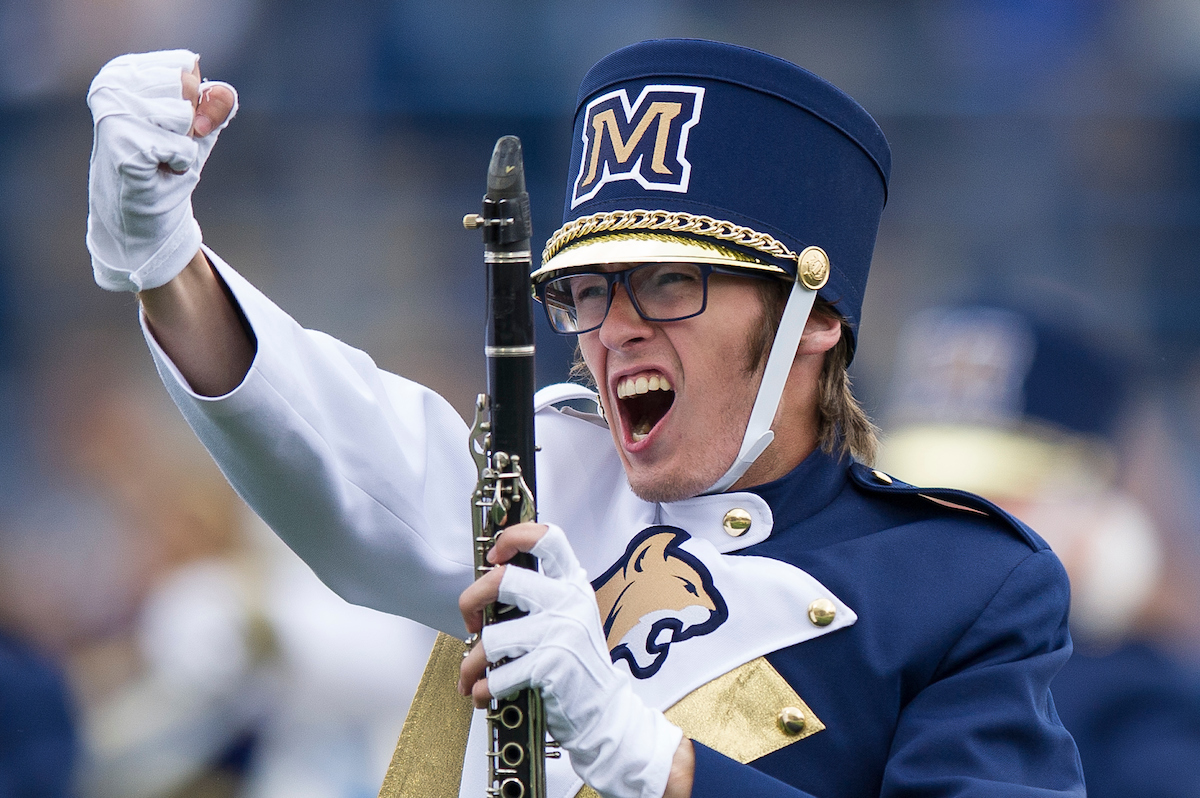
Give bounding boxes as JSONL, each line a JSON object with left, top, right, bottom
{"left": 796, "top": 310, "right": 842, "bottom": 356}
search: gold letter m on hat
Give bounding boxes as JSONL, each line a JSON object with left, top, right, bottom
{"left": 572, "top": 85, "right": 704, "bottom": 208}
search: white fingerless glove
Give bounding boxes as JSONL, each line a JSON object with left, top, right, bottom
{"left": 86, "top": 50, "right": 238, "bottom": 292}
{"left": 484, "top": 525, "right": 683, "bottom": 798}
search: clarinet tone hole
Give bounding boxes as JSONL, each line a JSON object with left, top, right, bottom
{"left": 499, "top": 705, "right": 524, "bottom": 729}
{"left": 499, "top": 778, "right": 525, "bottom": 798}
{"left": 499, "top": 742, "right": 525, "bottom": 767}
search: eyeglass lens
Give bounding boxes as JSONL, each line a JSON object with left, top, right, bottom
{"left": 543, "top": 263, "right": 708, "bottom": 333}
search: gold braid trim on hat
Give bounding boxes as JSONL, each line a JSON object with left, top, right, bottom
{"left": 541, "top": 209, "right": 799, "bottom": 268}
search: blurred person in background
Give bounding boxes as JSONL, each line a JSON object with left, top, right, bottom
{"left": 0, "top": 624, "right": 77, "bottom": 797}
{"left": 1, "top": 344, "right": 272, "bottom": 798}
{"left": 0, "top": 338, "right": 434, "bottom": 798}
{"left": 878, "top": 304, "right": 1200, "bottom": 798}
{"left": 0, "top": 158, "right": 77, "bottom": 798}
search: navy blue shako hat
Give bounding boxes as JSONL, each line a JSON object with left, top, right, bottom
{"left": 880, "top": 305, "right": 1134, "bottom": 497}
{"left": 533, "top": 38, "right": 891, "bottom": 350}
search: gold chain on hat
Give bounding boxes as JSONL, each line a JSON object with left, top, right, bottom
{"left": 542, "top": 209, "right": 799, "bottom": 267}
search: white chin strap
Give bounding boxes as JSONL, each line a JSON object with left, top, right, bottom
{"left": 704, "top": 276, "right": 818, "bottom": 495}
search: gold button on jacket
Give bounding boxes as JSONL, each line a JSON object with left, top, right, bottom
{"left": 722, "top": 508, "right": 753, "bottom": 537}
{"left": 807, "top": 598, "right": 836, "bottom": 626}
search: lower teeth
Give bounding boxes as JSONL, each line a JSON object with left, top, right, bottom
{"left": 632, "top": 421, "right": 651, "bottom": 442}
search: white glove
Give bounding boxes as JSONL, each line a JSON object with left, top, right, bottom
{"left": 484, "top": 525, "right": 683, "bottom": 798}
{"left": 86, "top": 50, "right": 238, "bottom": 292}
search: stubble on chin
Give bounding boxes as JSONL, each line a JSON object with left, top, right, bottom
{"left": 626, "top": 471, "right": 714, "bottom": 504}
{"left": 622, "top": 422, "right": 746, "bottom": 503}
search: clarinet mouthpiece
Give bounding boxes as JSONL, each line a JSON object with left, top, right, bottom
{"left": 487, "top": 135, "right": 526, "bottom": 200}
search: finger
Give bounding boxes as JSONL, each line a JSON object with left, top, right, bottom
{"left": 483, "top": 655, "right": 535, "bottom": 704}
{"left": 472, "top": 677, "right": 492, "bottom": 708}
{"left": 458, "top": 642, "right": 489, "bottom": 697}
{"left": 181, "top": 62, "right": 201, "bottom": 105}
{"left": 496, "top": 560, "right": 577, "bottom": 615}
{"left": 458, "top": 565, "right": 505, "bottom": 634}
{"left": 488, "top": 522, "right": 550, "bottom": 564}
{"left": 192, "top": 81, "right": 235, "bottom": 137}
{"left": 529, "top": 524, "right": 584, "bottom": 581}
{"left": 481, "top": 608, "right": 547, "bottom": 662}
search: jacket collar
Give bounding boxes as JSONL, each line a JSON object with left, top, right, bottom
{"left": 746, "top": 444, "right": 852, "bottom": 536}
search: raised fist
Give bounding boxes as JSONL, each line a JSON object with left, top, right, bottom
{"left": 86, "top": 50, "right": 237, "bottom": 292}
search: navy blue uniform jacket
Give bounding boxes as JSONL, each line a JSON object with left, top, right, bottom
{"left": 690, "top": 448, "right": 1085, "bottom": 797}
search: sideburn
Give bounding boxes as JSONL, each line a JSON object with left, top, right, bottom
{"left": 569, "top": 342, "right": 596, "bottom": 387}
{"left": 745, "top": 279, "right": 790, "bottom": 375}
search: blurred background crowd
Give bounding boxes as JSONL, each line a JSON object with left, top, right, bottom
{"left": 2, "top": 1, "right": 1200, "bottom": 796}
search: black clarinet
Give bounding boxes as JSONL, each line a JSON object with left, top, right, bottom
{"left": 464, "top": 136, "right": 548, "bottom": 798}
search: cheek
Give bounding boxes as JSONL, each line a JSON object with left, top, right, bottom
{"left": 696, "top": 339, "right": 765, "bottom": 421}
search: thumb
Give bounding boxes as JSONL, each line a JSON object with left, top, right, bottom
{"left": 191, "top": 81, "right": 237, "bottom": 137}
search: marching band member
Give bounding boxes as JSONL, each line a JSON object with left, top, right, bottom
{"left": 86, "top": 40, "right": 1084, "bottom": 797}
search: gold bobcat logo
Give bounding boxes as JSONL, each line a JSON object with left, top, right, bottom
{"left": 571, "top": 85, "right": 704, "bottom": 208}
{"left": 592, "top": 526, "right": 727, "bottom": 679}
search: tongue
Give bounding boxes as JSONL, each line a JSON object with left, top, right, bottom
{"left": 625, "top": 387, "right": 675, "bottom": 443}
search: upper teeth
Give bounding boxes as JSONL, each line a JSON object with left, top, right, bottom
{"left": 616, "top": 374, "right": 673, "bottom": 399}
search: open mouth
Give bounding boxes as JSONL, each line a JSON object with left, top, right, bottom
{"left": 615, "top": 373, "right": 676, "bottom": 443}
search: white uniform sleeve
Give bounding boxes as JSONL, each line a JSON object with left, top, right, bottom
{"left": 142, "top": 246, "right": 477, "bottom": 635}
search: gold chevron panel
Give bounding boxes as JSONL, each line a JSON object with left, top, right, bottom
{"left": 575, "top": 656, "right": 823, "bottom": 797}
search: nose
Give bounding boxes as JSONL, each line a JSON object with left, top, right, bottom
{"left": 596, "top": 283, "right": 654, "bottom": 350}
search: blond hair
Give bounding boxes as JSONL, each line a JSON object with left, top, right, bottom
{"left": 815, "top": 309, "right": 878, "bottom": 464}
{"left": 754, "top": 281, "right": 877, "bottom": 464}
